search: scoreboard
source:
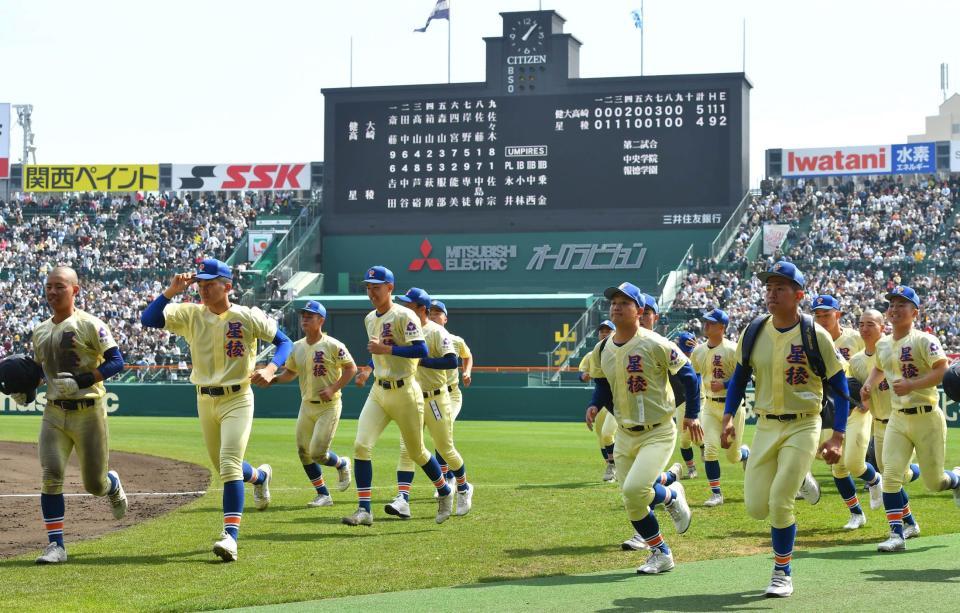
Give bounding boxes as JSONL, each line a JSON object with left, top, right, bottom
{"left": 322, "top": 11, "right": 749, "bottom": 235}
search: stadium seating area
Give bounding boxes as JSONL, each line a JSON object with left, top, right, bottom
{"left": 670, "top": 177, "right": 960, "bottom": 351}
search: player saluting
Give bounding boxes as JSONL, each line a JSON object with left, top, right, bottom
{"left": 810, "top": 295, "right": 874, "bottom": 530}
{"left": 269, "top": 301, "right": 356, "bottom": 507}
{"left": 862, "top": 285, "right": 960, "bottom": 552}
{"left": 581, "top": 320, "right": 618, "bottom": 483}
{"left": 689, "top": 309, "right": 749, "bottom": 508}
{"left": 586, "top": 282, "right": 702, "bottom": 575}
{"left": 141, "top": 258, "right": 294, "bottom": 562}
{"left": 343, "top": 266, "right": 455, "bottom": 527}
{"left": 722, "top": 261, "right": 849, "bottom": 598}
{"left": 30, "top": 266, "right": 127, "bottom": 565}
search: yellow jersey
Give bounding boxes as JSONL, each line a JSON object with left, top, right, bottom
{"left": 875, "top": 328, "right": 948, "bottom": 409}
{"left": 848, "top": 348, "right": 892, "bottom": 420}
{"left": 418, "top": 320, "right": 455, "bottom": 392}
{"left": 690, "top": 338, "right": 737, "bottom": 402}
{"left": 162, "top": 302, "right": 278, "bottom": 386}
{"left": 445, "top": 334, "right": 472, "bottom": 388}
{"left": 364, "top": 304, "right": 425, "bottom": 381}
{"left": 284, "top": 334, "right": 354, "bottom": 408}
{"left": 33, "top": 309, "right": 118, "bottom": 400}
{"left": 833, "top": 327, "right": 865, "bottom": 363}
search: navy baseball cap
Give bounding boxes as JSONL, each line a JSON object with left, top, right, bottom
{"left": 300, "top": 300, "right": 326, "bottom": 318}
{"left": 702, "top": 308, "right": 730, "bottom": 326}
{"left": 757, "top": 260, "right": 805, "bottom": 288}
{"left": 597, "top": 319, "right": 616, "bottom": 332}
{"left": 196, "top": 258, "right": 232, "bottom": 281}
{"left": 603, "top": 282, "right": 644, "bottom": 308}
{"left": 364, "top": 265, "right": 394, "bottom": 285}
{"left": 676, "top": 332, "right": 697, "bottom": 356}
{"left": 429, "top": 300, "right": 448, "bottom": 315}
{"left": 396, "top": 287, "right": 432, "bottom": 308}
{"left": 643, "top": 294, "right": 659, "bottom": 314}
{"left": 812, "top": 295, "right": 840, "bottom": 311}
{"left": 885, "top": 285, "right": 920, "bottom": 308}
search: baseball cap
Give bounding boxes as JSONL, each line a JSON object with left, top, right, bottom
{"left": 757, "top": 260, "right": 805, "bottom": 288}
{"left": 643, "top": 294, "right": 659, "bottom": 314}
{"left": 812, "top": 295, "right": 840, "bottom": 311}
{"left": 429, "top": 299, "right": 448, "bottom": 315}
{"left": 676, "top": 332, "right": 697, "bottom": 356}
{"left": 364, "top": 265, "right": 395, "bottom": 285}
{"left": 597, "top": 319, "right": 616, "bottom": 332}
{"left": 299, "top": 300, "right": 326, "bottom": 318}
{"left": 396, "top": 287, "right": 432, "bottom": 308}
{"left": 702, "top": 308, "right": 730, "bottom": 326}
{"left": 603, "top": 282, "right": 645, "bottom": 308}
{"left": 885, "top": 285, "right": 920, "bottom": 308}
{"left": 196, "top": 258, "right": 232, "bottom": 281}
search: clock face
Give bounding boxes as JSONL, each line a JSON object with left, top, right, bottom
{"left": 508, "top": 16, "right": 546, "bottom": 55}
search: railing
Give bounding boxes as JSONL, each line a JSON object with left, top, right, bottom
{"left": 541, "top": 296, "right": 605, "bottom": 385}
{"left": 252, "top": 203, "right": 320, "bottom": 277}
{"left": 709, "top": 190, "right": 754, "bottom": 261}
{"left": 659, "top": 243, "right": 694, "bottom": 311}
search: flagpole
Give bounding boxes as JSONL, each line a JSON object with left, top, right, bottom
{"left": 447, "top": 16, "right": 452, "bottom": 83}
{"left": 742, "top": 18, "right": 746, "bottom": 73}
{"left": 350, "top": 36, "right": 354, "bottom": 87}
{"left": 640, "top": 0, "right": 645, "bottom": 77}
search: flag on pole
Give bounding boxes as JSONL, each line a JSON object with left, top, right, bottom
{"left": 631, "top": 9, "right": 643, "bottom": 30}
{"left": 414, "top": 0, "right": 450, "bottom": 32}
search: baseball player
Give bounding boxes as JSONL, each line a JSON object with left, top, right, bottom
{"left": 427, "top": 299, "right": 473, "bottom": 485}
{"left": 29, "top": 266, "right": 127, "bottom": 565}
{"left": 140, "top": 258, "right": 294, "bottom": 562}
{"left": 344, "top": 267, "right": 454, "bottom": 527}
{"left": 847, "top": 309, "right": 921, "bottom": 539}
{"left": 689, "top": 310, "right": 749, "bottom": 507}
{"left": 861, "top": 285, "right": 960, "bottom": 552}
{"left": 586, "top": 282, "right": 702, "bottom": 575}
{"left": 581, "top": 320, "right": 619, "bottom": 482}
{"left": 810, "top": 294, "right": 872, "bottom": 529}
{"left": 268, "top": 301, "right": 356, "bottom": 507}
{"left": 387, "top": 287, "right": 473, "bottom": 519}
{"left": 721, "top": 261, "right": 849, "bottom": 597}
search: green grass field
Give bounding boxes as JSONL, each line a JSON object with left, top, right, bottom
{"left": 2, "top": 416, "right": 960, "bottom": 612}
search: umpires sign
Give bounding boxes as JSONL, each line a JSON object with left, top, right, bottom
{"left": 171, "top": 164, "right": 311, "bottom": 191}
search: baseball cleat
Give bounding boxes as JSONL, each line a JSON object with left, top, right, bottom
{"left": 336, "top": 458, "right": 352, "bottom": 492}
{"left": 877, "top": 531, "right": 906, "bottom": 552}
{"left": 685, "top": 466, "right": 698, "bottom": 480}
{"left": 952, "top": 467, "right": 960, "bottom": 508}
{"left": 842, "top": 513, "right": 867, "bottom": 530}
{"left": 636, "top": 549, "right": 674, "bottom": 574}
{"left": 665, "top": 482, "right": 692, "bottom": 534}
{"left": 798, "top": 472, "right": 821, "bottom": 505}
{"left": 704, "top": 492, "right": 724, "bottom": 508}
{"left": 621, "top": 533, "right": 649, "bottom": 551}
{"left": 35, "top": 542, "right": 67, "bottom": 565}
{"left": 868, "top": 476, "right": 883, "bottom": 510}
{"left": 764, "top": 570, "right": 793, "bottom": 597}
{"left": 213, "top": 532, "right": 238, "bottom": 562}
{"left": 341, "top": 508, "right": 373, "bottom": 526}
{"left": 308, "top": 494, "right": 333, "bottom": 508}
{"left": 903, "top": 522, "right": 921, "bottom": 539}
{"left": 666, "top": 463, "right": 682, "bottom": 484}
{"left": 455, "top": 483, "right": 474, "bottom": 516}
{"left": 436, "top": 492, "right": 454, "bottom": 524}
{"left": 253, "top": 464, "right": 272, "bottom": 511}
{"left": 740, "top": 445, "right": 750, "bottom": 470}
{"left": 384, "top": 494, "right": 411, "bottom": 519}
{"left": 107, "top": 470, "right": 127, "bottom": 520}
{"left": 602, "top": 463, "right": 617, "bottom": 483}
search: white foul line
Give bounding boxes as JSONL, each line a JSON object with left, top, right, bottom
{"left": 0, "top": 491, "right": 207, "bottom": 498}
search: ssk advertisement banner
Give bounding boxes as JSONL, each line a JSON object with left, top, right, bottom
{"left": 171, "top": 164, "right": 311, "bottom": 191}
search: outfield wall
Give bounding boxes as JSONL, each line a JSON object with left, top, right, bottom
{"left": 4, "top": 384, "right": 960, "bottom": 427}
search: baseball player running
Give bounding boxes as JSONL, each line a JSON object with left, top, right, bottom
{"left": 344, "top": 267, "right": 454, "bottom": 527}
{"left": 722, "top": 261, "right": 849, "bottom": 597}
{"left": 428, "top": 299, "right": 473, "bottom": 485}
{"left": 861, "top": 285, "right": 960, "bottom": 552}
{"left": 586, "top": 282, "right": 702, "bottom": 575}
{"left": 810, "top": 294, "right": 873, "bottom": 529}
{"left": 689, "top": 309, "right": 749, "bottom": 507}
{"left": 30, "top": 266, "right": 127, "bottom": 565}
{"left": 847, "top": 309, "right": 921, "bottom": 539}
{"left": 141, "top": 258, "right": 294, "bottom": 562}
{"left": 387, "top": 287, "right": 473, "bottom": 519}
{"left": 581, "top": 320, "right": 619, "bottom": 483}
{"left": 268, "top": 301, "right": 356, "bottom": 507}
